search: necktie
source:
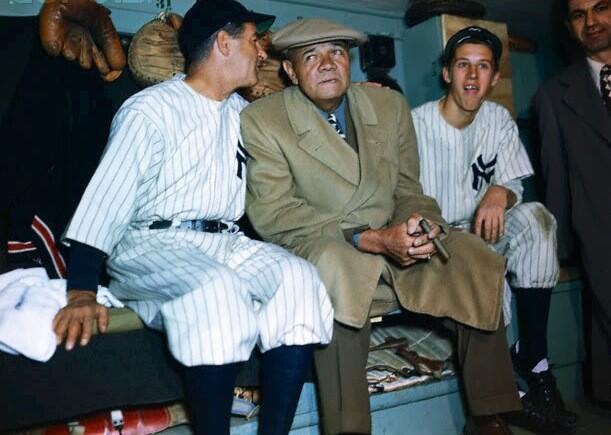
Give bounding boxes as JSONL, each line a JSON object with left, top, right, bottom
{"left": 327, "top": 113, "right": 346, "bottom": 139}
{"left": 601, "top": 64, "right": 611, "bottom": 114}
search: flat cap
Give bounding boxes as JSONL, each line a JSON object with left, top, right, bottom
{"left": 272, "top": 18, "right": 367, "bottom": 51}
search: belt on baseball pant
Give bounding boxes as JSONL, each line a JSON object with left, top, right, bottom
{"left": 148, "top": 219, "right": 236, "bottom": 233}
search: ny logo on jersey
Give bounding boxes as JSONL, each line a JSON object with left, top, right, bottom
{"left": 471, "top": 154, "right": 497, "bottom": 191}
{"left": 236, "top": 140, "right": 251, "bottom": 180}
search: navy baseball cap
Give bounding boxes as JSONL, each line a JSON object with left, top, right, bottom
{"left": 181, "top": 0, "right": 275, "bottom": 42}
{"left": 443, "top": 26, "right": 502, "bottom": 68}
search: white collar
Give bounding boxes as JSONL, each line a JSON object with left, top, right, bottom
{"left": 586, "top": 57, "right": 606, "bottom": 94}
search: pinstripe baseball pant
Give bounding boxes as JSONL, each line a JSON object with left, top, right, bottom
{"left": 492, "top": 202, "right": 560, "bottom": 289}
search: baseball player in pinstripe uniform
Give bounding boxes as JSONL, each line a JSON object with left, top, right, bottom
{"left": 51, "top": 1, "right": 333, "bottom": 434}
{"left": 412, "top": 26, "right": 576, "bottom": 433}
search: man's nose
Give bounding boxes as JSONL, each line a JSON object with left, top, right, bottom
{"left": 318, "top": 53, "right": 336, "bottom": 71}
{"left": 468, "top": 65, "right": 478, "bottom": 78}
{"left": 585, "top": 10, "right": 597, "bottom": 27}
{"left": 256, "top": 41, "right": 268, "bottom": 61}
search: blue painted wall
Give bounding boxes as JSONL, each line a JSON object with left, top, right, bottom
{"left": 1, "top": 0, "right": 407, "bottom": 86}
{"left": 2, "top": 1, "right": 562, "bottom": 106}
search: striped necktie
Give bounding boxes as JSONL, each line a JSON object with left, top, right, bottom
{"left": 601, "top": 64, "right": 611, "bottom": 114}
{"left": 327, "top": 113, "right": 346, "bottom": 139}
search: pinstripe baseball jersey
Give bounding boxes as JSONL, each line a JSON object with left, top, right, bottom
{"left": 413, "top": 100, "right": 534, "bottom": 228}
{"left": 413, "top": 99, "right": 559, "bottom": 320}
{"left": 63, "top": 74, "right": 333, "bottom": 366}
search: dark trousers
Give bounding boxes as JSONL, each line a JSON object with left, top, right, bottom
{"left": 314, "top": 317, "right": 521, "bottom": 435}
{"left": 587, "top": 296, "right": 611, "bottom": 404}
{"left": 580, "top": 237, "right": 611, "bottom": 404}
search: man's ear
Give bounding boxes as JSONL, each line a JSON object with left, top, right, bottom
{"left": 491, "top": 70, "right": 501, "bottom": 88}
{"left": 442, "top": 66, "right": 451, "bottom": 84}
{"left": 215, "top": 30, "right": 232, "bottom": 57}
{"left": 282, "top": 59, "right": 299, "bottom": 85}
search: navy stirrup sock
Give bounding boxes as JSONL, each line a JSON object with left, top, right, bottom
{"left": 514, "top": 287, "right": 553, "bottom": 370}
{"left": 183, "top": 363, "right": 240, "bottom": 435}
{"left": 259, "top": 345, "right": 314, "bottom": 435}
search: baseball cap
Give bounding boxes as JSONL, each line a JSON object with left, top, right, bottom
{"left": 443, "top": 26, "right": 502, "bottom": 68}
{"left": 272, "top": 18, "right": 367, "bottom": 52}
{"left": 180, "top": 0, "right": 275, "bottom": 44}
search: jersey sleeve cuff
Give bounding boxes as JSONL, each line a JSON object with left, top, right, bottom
{"left": 66, "top": 240, "right": 106, "bottom": 293}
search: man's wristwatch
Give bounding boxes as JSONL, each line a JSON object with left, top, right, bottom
{"left": 352, "top": 232, "right": 361, "bottom": 248}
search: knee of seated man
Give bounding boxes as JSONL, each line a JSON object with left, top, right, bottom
{"left": 513, "top": 202, "right": 558, "bottom": 238}
{"left": 305, "top": 239, "right": 356, "bottom": 269}
{"left": 277, "top": 253, "right": 323, "bottom": 286}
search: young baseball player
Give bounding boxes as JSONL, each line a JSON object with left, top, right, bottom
{"left": 52, "top": 1, "right": 333, "bottom": 434}
{"left": 412, "top": 26, "right": 576, "bottom": 434}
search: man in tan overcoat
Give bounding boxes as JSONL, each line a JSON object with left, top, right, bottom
{"left": 242, "top": 18, "right": 521, "bottom": 435}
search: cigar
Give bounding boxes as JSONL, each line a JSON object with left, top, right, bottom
{"left": 420, "top": 219, "right": 450, "bottom": 262}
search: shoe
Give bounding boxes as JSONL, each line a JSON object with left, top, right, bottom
{"left": 511, "top": 347, "right": 578, "bottom": 428}
{"left": 520, "top": 369, "right": 578, "bottom": 428}
{"left": 504, "top": 392, "right": 576, "bottom": 434}
{"left": 464, "top": 415, "right": 513, "bottom": 435}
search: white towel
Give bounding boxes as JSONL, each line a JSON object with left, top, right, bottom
{"left": 0, "top": 268, "right": 123, "bottom": 362}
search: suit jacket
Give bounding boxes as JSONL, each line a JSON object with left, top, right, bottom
{"left": 536, "top": 59, "right": 611, "bottom": 311}
{"left": 242, "top": 85, "right": 505, "bottom": 330}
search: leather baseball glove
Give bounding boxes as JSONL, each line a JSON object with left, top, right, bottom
{"left": 238, "top": 31, "right": 290, "bottom": 102}
{"left": 128, "top": 13, "right": 184, "bottom": 88}
{"left": 40, "top": 0, "right": 126, "bottom": 81}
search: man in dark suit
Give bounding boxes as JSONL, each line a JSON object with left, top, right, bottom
{"left": 535, "top": 0, "right": 611, "bottom": 406}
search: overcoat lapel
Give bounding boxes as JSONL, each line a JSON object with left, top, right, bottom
{"left": 284, "top": 86, "right": 360, "bottom": 185}
{"left": 344, "top": 86, "right": 386, "bottom": 212}
{"left": 562, "top": 60, "right": 611, "bottom": 145}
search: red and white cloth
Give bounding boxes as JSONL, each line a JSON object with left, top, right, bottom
{"left": 7, "top": 215, "right": 67, "bottom": 279}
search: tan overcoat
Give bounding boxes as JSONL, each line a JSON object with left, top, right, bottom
{"left": 242, "top": 85, "right": 505, "bottom": 331}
